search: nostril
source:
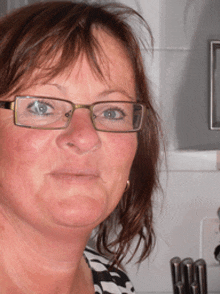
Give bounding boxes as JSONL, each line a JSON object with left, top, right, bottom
{"left": 66, "top": 142, "right": 74, "bottom": 147}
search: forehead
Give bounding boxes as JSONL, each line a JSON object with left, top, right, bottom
{"left": 8, "top": 28, "right": 135, "bottom": 101}
{"left": 23, "top": 29, "right": 135, "bottom": 96}
{"left": 72, "top": 29, "right": 135, "bottom": 91}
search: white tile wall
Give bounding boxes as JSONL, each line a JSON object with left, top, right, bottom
{"left": 126, "top": 171, "right": 220, "bottom": 293}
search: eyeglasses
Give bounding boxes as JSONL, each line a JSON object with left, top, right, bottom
{"left": 0, "top": 96, "right": 146, "bottom": 132}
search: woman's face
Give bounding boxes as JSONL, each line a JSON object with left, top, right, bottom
{"left": 0, "top": 30, "right": 137, "bottom": 234}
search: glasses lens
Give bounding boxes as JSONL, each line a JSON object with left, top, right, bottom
{"left": 15, "top": 96, "right": 73, "bottom": 129}
{"left": 92, "top": 102, "right": 144, "bottom": 132}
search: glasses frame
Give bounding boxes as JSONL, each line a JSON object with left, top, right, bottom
{"left": 0, "top": 96, "right": 147, "bottom": 133}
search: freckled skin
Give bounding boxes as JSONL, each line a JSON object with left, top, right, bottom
{"left": 0, "top": 28, "right": 138, "bottom": 294}
{"left": 0, "top": 29, "right": 137, "bottom": 233}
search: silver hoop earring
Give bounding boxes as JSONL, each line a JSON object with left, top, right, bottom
{"left": 124, "top": 180, "right": 130, "bottom": 192}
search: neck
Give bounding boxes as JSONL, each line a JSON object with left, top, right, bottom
{"left": 0, "top": 212, "right": 94, "bottom": 294}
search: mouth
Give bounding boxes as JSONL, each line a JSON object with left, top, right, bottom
{"left": 49, "top": 169, "right": 100, "bottom": 182}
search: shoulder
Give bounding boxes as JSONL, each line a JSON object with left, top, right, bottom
{"left": 84, "top": 246, "right": 136, "bottom": 294}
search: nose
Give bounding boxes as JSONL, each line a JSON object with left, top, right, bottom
{"left": 56, "top": 109, "right": 101, "bottom": 154}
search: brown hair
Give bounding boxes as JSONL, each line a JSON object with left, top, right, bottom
{"left": 0, "top": 1, "right": 161, "bottom": 267}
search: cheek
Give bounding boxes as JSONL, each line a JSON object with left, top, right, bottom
{"left": 102, "top": 133, "right": 137, "bottom": 180}
{"left": 0, "top": 127, "right": 53, "bottom": 164}
{"left": 0, "top": 127, "right": 55, "bottom": 208}
{"left": 98, "top": 134, "right": 137, "bottom": 216}
{"left": 110, "top": 134, "right": 137, "bottom": 164}
{"left": 0, "top": 127, "right": 56, "bottom": 197}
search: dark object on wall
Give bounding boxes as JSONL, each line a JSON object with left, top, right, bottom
{"left": 175, "top": 1, "right": 220, "bottom": 150}
{"left": 210, "top": 40, "right": 220, "bottom": 130}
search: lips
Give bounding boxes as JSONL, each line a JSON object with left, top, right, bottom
{"left": 49, "top": 168, "right": 99, "bottom": 182}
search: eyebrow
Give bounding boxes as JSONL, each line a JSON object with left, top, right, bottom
{"left": 97, "top": 89, "right": 135, "bottom": 101}
{"left": 47, "top": 83, "right": 136, "bottom": 101}
{"left": 47, "top": 83, "right": 66, "bottom": 94}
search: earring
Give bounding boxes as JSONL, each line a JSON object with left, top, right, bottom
{"left": 124, "top": 180, "right": 130, "bottom": 192}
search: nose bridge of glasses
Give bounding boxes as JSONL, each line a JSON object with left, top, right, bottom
{"left": 66, "top": 104, "right": 94, "bottom": 127}
{"left": 65, "top": 104, "right": 92, "bottom": 117}
{"left": 71, "top": 104, "right": 93, "bottom": 119}
{"left": 74, "top": 104, "right": 91, "bottom": 111}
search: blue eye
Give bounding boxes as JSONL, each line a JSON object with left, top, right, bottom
{"left": 102, "top": 108, "right": 125, "bottom": 120}
{"left": 27, "top": 100, "right": 54, "bottom": 116}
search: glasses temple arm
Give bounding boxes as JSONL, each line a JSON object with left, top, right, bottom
{"left": 0, "top": 101, "right": 14, "bottom": 110}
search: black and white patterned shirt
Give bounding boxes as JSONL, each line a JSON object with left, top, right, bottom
{"left": 84, "top": 247, "right": 136, "bottom": 294}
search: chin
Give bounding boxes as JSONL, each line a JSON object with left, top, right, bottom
{"left": 44, "top": 193, "right": 108, "bottom": 229}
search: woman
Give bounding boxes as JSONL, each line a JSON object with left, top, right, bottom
{"left": 0, "top": 1, "right": 161, "bottom": 293}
